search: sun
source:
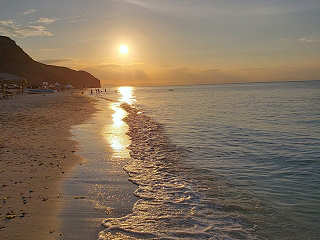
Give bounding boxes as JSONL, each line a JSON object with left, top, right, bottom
{"left": 119, "top": 44, "right": 129, "bottom": 55}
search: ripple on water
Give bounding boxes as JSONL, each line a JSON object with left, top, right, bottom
{"left": 99, "top": 103, "right": 262, "bottom": 240}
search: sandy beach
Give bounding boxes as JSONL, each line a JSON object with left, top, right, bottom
{"left": 0, "top": 92, "right": 97, "bottom": 240}
{"left": 1, "top": 0, "right": 319, "bottom": 238}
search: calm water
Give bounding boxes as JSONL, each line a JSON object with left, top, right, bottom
{"left": 98, "top": 81, "right": 320, "bottom": 240}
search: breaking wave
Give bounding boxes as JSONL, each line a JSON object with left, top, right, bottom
{"left": 99, "top": 103, "right": 261, "bottom": 240}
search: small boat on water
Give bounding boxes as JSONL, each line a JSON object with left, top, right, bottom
{"left": 25, "top": 88, "right": 56, "bottom": 94}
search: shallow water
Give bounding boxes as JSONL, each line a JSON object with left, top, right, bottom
{"left": 59, "top": 98, "right": 136, "bottom": 240}
{"left": 96, "top": 81, "right": 320, "bottom": 240}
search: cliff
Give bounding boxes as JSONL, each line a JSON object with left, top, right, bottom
{"left": 0, "top": 36, "right": 100, "bottom": 88}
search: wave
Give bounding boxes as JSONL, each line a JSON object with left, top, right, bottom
{"left": 99, "top": 103, "right": 261, "bottom": 240}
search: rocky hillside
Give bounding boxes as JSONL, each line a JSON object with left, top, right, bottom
{"left": 0, "top": 36, "right": 100, "bottom": 88}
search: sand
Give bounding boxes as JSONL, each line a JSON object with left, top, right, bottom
{"left": 0, "top": 92, "right": 97, "bottom": 240}
{"left": 57, "top": 98, "right": 137, "bottom": 240}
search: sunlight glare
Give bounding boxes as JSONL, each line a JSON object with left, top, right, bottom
{"left": 111, "top": 104, "right": 125, "bottom": 128}
{"left": 119, "top": 44, "right": 129, "bottom": 55}
{"left": 119, "top": 86, "right": 135, "bottom": 105}
{"left": 105, "top": 102, "right": 130, "bottom": 158}
{"left": 110, "top": 137, "right": 125, "bottom": 150}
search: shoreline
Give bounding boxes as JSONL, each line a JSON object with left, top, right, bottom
{"left": 0, "top": 92, "right": 97, "bottom": 240}
{"left": 58, "top": 96, "right": 137, "bottom": 240}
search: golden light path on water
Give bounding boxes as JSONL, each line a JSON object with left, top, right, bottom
{"left": 105, "top": 87, "right": 135, "bottom": 158}
{"left": 119, "top": 86, "right": 135, "bottom": 105}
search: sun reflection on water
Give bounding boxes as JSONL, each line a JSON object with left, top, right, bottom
{"left": 111, "top": 104, "right": 125, "bottom": 128}
{"left": 119, "top": 86, "right": 135, "bottom": 105}
{"left": 110, "top": 136, "right": 125, "bottom": 151}
{"left": 105, "top": 86, "right": 135, "bottom": 158}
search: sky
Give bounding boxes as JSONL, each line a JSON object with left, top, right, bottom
{"left": 0, "top": 0, "right": 320, "bottom": 86}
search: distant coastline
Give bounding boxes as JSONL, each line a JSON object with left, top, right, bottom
{"left": 0, "top": 36, "right": 100, "bottom": 89}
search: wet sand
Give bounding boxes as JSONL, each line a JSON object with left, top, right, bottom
{"left": 59, "top": 97, "right": 137, "bottom": 240}
{"left": 0, "top": 92, "right": 97, "bottom": 240}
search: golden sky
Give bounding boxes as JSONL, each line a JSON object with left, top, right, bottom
{"left": 1, "top": 0, "right": 320, "bottom": 86}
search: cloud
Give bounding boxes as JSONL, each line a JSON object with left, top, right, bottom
{"left": 0, "top": 20, "right": 53, "bottom": 38}
{"left": 123, "top": 0, "right": 149, "bottom": 9}
{"left": 74, "top": 60, "right": 320, "bottom": 86}
{"left": 41, "top": 59, "right": 73, "bottom": 64}
{"left": 298, "top": 37, "right": 320, "bottom": 43}
{"left": 85, "top": 64, "right": 150, "bottom": 86}
{"left": 36, "top": 18, "right": 58, "bottom": 24}
{"left": 0, "top": 20, "right": 14, "bottom": 27}
{"left": 121, "top": 0, "right": 320, "bottom": 17}
{"left": 23, "top": 9, "right": 37, "bottom": 15}
{"left": 84, "top": 63, "right": 246, "bottom": 86}
{"left": 158, "top": 67, "right": 244, "bottom": 85}
{"left": 39, "top": 48, "right": 60, "bottom": 52}
{"left": 98, "top": 64, "right": 123, "bottom": 69}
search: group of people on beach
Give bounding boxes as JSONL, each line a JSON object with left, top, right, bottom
{"left": 90, "top": 88, "right": 108, "bottom": 95}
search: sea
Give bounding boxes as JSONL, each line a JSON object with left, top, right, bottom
{"left": 94, "top": 80, "right": 320, "bottom": 240}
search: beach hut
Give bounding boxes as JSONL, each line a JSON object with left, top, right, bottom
{"left": 0, "top": 73, "right": 27, "bottom": 98}
{"left": 0, "top": 73, "right": 26, "bottom": 83}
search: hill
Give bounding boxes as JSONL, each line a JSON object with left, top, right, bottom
{"left": 0, "top": 36, "right": 100, "bottom": 88}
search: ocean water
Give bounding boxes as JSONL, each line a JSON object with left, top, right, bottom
{"left": 98, "top": 81, "right": 320, "bottom": 240}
